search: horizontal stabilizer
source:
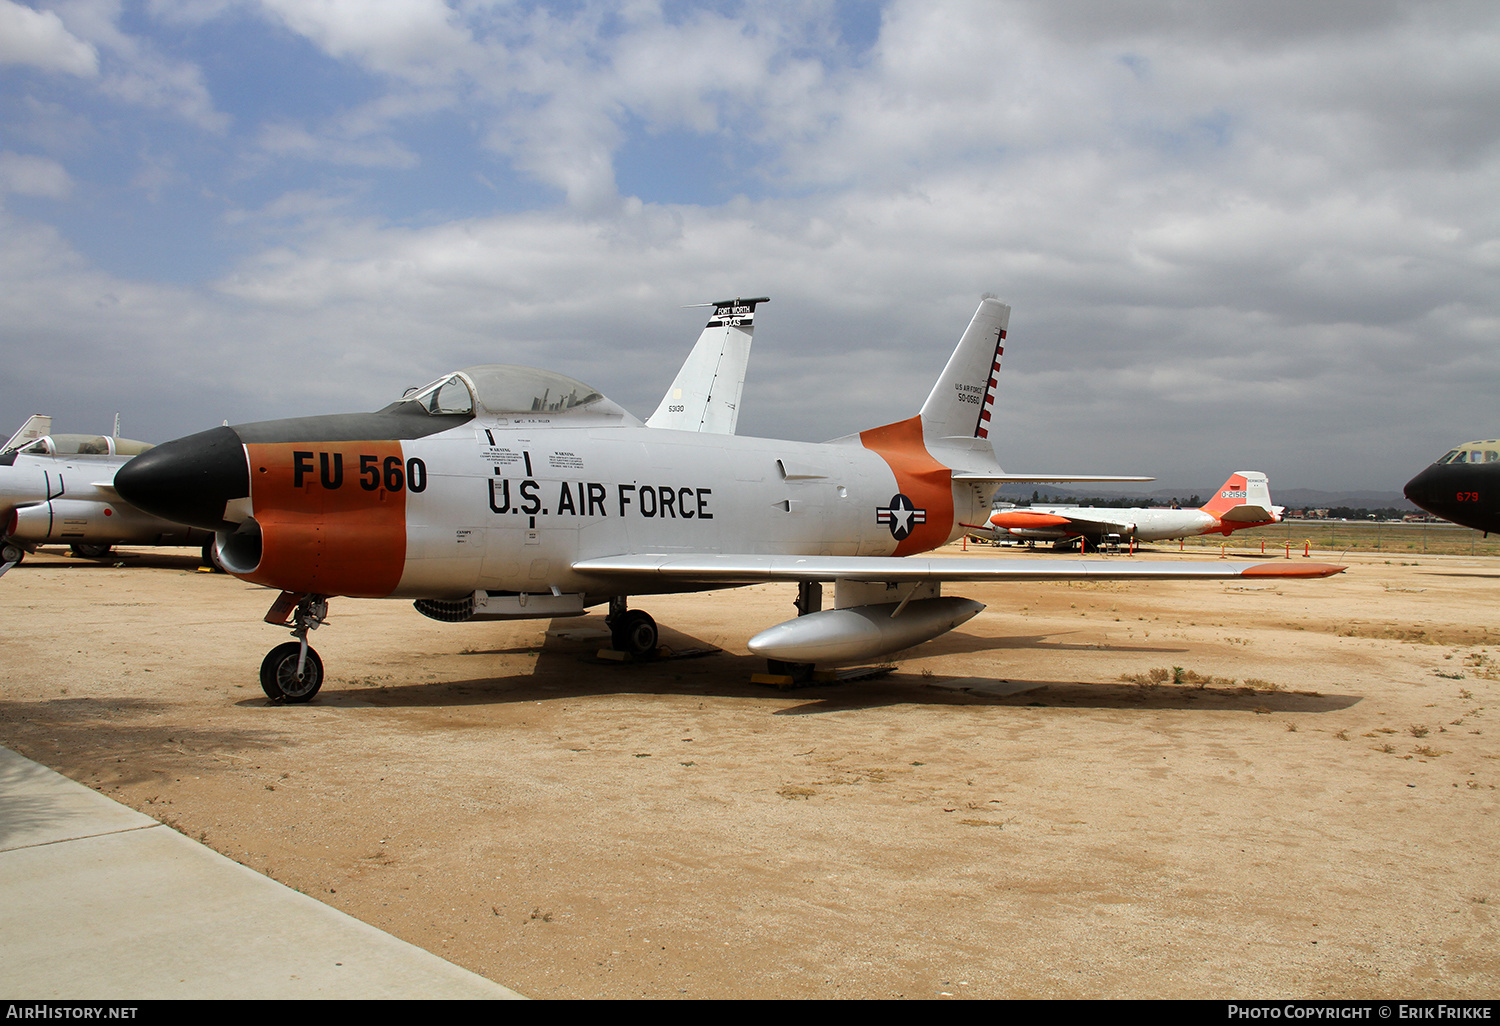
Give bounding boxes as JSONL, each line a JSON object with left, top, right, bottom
{"left": 1221, "top": 504, "right": 1280, "bottom": 524}
{"left": 956, "top": 473, "right": 1155, "bottom": 484}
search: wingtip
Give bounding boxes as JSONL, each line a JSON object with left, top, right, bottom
{"left": 1241, "top": 562, "right": 1346, "bottom": 579}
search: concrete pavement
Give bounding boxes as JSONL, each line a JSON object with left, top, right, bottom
{"left": 0, "top": 745, "right": 523, "bottom": 999}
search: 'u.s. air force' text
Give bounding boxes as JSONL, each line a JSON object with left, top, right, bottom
{"left": 488, "top": 475, "right": 713, "bottom": 519}
{"left": 281, "top": 451, "right": 712, "bottom": 518}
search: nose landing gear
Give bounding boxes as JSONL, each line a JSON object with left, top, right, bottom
{"left": 260, "top": 592, "right": 329, "bottom": 702}
{"left": 260, "top": 642, "right": 325, "bottom": 702}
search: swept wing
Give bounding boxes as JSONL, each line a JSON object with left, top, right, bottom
{"left": 573, "top": 553, "right": 1342, "bottom": 583}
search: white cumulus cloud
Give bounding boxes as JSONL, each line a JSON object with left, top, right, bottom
{"left": 0, "top": 0, "right": 98, "bottom": 76}
{"left": 0, "top": 151, "right": 73, "bottom": 197}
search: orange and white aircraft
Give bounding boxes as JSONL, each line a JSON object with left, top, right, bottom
{"left": 979, "top": 472, "right": 1283, "bottom": 549}
{"left": 115, "top": 298, "right": 1341, "bottom": 701}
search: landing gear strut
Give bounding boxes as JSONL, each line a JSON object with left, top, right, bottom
{"left": 260, "top": 592, "right": 328, "bottom": 702}
{"left": 606, "top": 597, "right": 659, "bottom": 659}
{"left": 767, "top": 582, "right": 820, "bottom": 681}
{"left": 201, "top": 538, "right": 226, "bottom": 573}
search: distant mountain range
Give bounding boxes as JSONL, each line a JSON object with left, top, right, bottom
{"left": 995, "top": 485, "right": 1418, "bottom": 511}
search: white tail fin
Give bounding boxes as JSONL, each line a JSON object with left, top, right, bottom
{"left": 919, "top": 298, "right": 1010, "bottom": 448}
{"left": 646, "top": 297, "right": 767, "bottom": 434}
{"left": 3, "top": 414, "right": 51, "bottom": 452}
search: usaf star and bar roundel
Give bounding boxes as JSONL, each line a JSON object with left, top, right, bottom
{"left": 877, "top": 493, "right": 927, "bottom": 541}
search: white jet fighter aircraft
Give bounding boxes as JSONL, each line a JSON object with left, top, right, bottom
{"left": 979, "top": 472, "right": 1283, "bottom": 549}
{"left": 115, "top": 298, "right": 1342, "bottom": 702}
{"left": 1, "top": 300, "right": 753, "bottom": 578}
{"left": 0, "top": 420, "right": 214, "bottom": 574}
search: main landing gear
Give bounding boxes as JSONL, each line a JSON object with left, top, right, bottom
{"left": 765, "top": 659, "right": 815, "bottom": 684}
{"left": 605, "top": 596, "right": 659, "bottom": 659}
{"left": 766, "top": 580, "right": 820, "bottom": 683}
{"left": 201, "top": 539, "right": 226, "bottom": 573}
{"left": 260, "top": 592, "right": 328, "bottom": 703}
{"left": 0, "top": 539, "right": 23, "bottom": 577}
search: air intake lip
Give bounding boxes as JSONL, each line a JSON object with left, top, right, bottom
{"left": 217, "top": 517, "right": 263, "bottom": 575}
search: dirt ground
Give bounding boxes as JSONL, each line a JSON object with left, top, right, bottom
{"left": 1, "top": 542, "right": 1496, "bottom": 999}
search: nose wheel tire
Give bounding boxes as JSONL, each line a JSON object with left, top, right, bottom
{"left": 260, "top": 642, "right": 324, "bottom": 703}
{"left": 610, "top": 609, "right": 659, "bottom": 659}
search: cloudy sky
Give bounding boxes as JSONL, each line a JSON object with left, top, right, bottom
{"left": 1, "top": 0, "right": 1496, "bottom": 493}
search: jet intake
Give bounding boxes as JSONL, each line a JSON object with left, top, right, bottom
{"left": 747, "top": 596, "right": 983, "bottom": 665}
{"left": 218, "top": 517, "right": 263, "bottom": 576}
{"left": 218, "top": 512, "right": 405, "bottom": 598}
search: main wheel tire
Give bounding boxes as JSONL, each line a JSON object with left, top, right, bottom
{"left": 1, "top": 542, "right": 23, "bottom": 566}
{"left": 767, "top": 659, "right": 815, "bottom": 684}
{"left": 260, "top": 642, "right": 324, "bottom": 703}
{"left": 70, "top": 543, "right": 112, "bottom": 559}
{"left": 610, "top": 609, "right": 659, "bottom": 659}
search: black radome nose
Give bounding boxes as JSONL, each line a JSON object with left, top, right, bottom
{"left": 1402, "top": 473, "right": 1425, "bottom": 508}
{"left": 1403, "top": 465, "right": 1446, "bottom": 515}
{"left": 115, "top": 425, "right": 250, "bottom": 531}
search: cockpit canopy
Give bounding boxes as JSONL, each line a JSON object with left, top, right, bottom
{"left": 1435, "top": 440, "right": 1500, "bottom": 466}
{"left": 7, "top": 434, "right": 153, "bottom": 457}
{"left": 396, "top": 364, "right": 624, "bottom": 419}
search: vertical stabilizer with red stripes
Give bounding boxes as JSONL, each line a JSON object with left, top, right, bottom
{"left": 917, "top": 298, "right": 1009, "bottom": 454}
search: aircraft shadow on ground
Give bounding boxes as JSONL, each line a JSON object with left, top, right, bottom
{"left": 307, "top": 616, "right": 1355, "bottom": 717}
{"left": 13, "top": 550, "right": 208, "bottom": 572}
{"left": 0, "top": 696, "right": 293, "bottom": 808}
{"left": 771, "top": 681, "right": 1363, "bottom": 716}
{"left": 915, "top": 629, "right": 1188, "bottom": 658}
{"left": 315, "top": 616, "right": 767, "bottom": 709}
